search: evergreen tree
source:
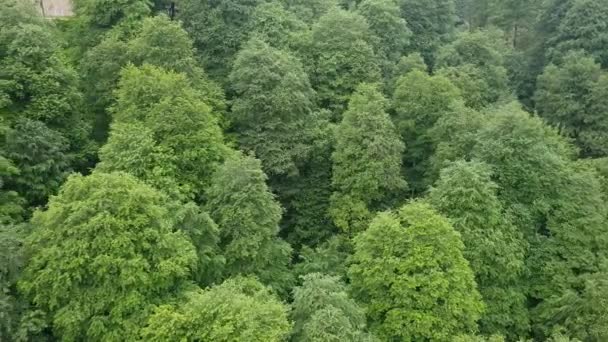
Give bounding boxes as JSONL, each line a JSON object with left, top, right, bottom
{"left": 247, "top": 1, "right": 308, "bottom": 51}
{"left": 178, "top": 0, "right": 263, "bottom": 80}
{"left": 549, "top": 0, "right": 608, "bottom": 68}
{"left": 283, "top": 0, "right": 340, "bottom": 24}
{"left": 357, "top": 0, "right": 411, "bottom": 83}
{"left": 2, "top": 119, "right": 71, "bottom": 208}
{"left": 0, "top": 0, "right": 94, "bottom": 168}
{"left": 80, "top": 15, "right": 225, "bottom": 141}
{"left": 19, "top": 172, "right": 198, "bottom": 341}
{"left": 143, "top": 277, "right": 291, "bottom": 341}
{"left": 330, "top": 84, "right": 406, "bottom": 233}
{"left": 349, "top": 201, "right": 484, "bottom": 340}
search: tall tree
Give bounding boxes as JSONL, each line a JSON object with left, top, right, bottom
{"left": 2, "top": 119, "right": 71, "bottom": 208}
{"left": 349, "top": 201, "right": 484, "bottom": 340}
{"left": 435, "top": 29, "right": 512, "bottom": 109}
{"left": 112, "top": 65, "right": 227, "bottom": 200}
{"left": 549, "top": 0, "right": 608, "bottom": 68}
{"left": 291, "top": 273, "right": 370, "bottom": 341}
{"left": 330, "top": 84, "right": 406, "bottom": 233}
{"left": 428, "top": 161, "right": 528, "bottom": 337}
{"left": 178, "top": 0, "right": 263, "bottom": 80}
{"left": 357, "top": 0, "right": 412, "bottom": 83}
{"left": 80, "top": 15, "right": 225, "bottom": 141}
{"left": 143, "top": 277, "right": 291, "bottom": 341}
{"left": 283, "top": 0, "right": 340, "bottom": 24}
{"left": 247, "top": 1, "right": 308, "bottom": 51}
{"left": 0, "top": 0, "right": 94, "bottom": 169}
{"left": 229, "top": 38, "right": 316, "bottom": 176}
{"left": 392, "top": 70, "right": 462, "bottom": 192}
{"left": 204, "top": 153, "right": 293, "bottom": 295}
{"left": 396, "top": 0, "right": 457, "bottom": 66}
{"left": 307, "top": 8, "right": 380, "bottom": 115}
{"left": 19, "top": 172, "right": 197, "bottom": 341}
{"left": 535, "top": 51, "right": 608, "bottom": 157}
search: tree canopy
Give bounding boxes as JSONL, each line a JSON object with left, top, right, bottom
{"left": 5, "top": 0, "right": 608, "bottom": 340}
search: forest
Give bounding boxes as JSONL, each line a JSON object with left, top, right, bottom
{"left": 1, "top": 0, "right": 608, "bottom": 340}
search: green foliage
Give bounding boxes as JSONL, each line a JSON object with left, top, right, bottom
{"left": 0, "top": 154, "right": 24, "bottom": 224}
{"left": 394, "top": 52, "right": 427, "bottom": 76}
{"left": 279, "top": 112, "right": 336, "bottom": 248}
{"left": 80, "top": 15, "right": 225, "bottom": 141}
{"left": 229, "top": 38, "right": 316, "bottom": 176}
{"left": 528, "top": 163, "right": 608, "bottom": 338}
{"left": 428, "top": 161, "right": 528, "bottom": 337}
{"left": 294, "top": 235, "right": 352, "bottom": 280}
{"left": 204, "top": 153, "right": 293, "bottom": 294}
{"left": 349, "top": 201, "right": 484, "bottom": 340}
{"left": 357, "top": 0, "right": 411, "bottom": 83}
{"left": 436, "top": 29, "right": 512, "bottom": 109}
{"left": 428, "top": 103, "right": 484, "bottom": 183}
{"left": 392, "top": 70, "right": 461, "bottom": 192}
{"left": 0, "top": 223, "right": 26, "bottom": 340}
{"left": 537, "top": 268, "right": 608, "bottom": 341}
{"left": 535, "top": 51, "right": 608, "bottom": 157}
{"left": 283, "top": 0, "right": 340, "bottom": 23}
{"left": 2, "top": 119, "right": 71, "bottom": 207}
{"left": 307, "top": 8, "right": 381, "bottom": 114}
{"left": 248, "top": 1, "right": 308, "bottom": 50}
{"left": 178, "top": 0, "right": 263, "bottom": 80}
{"left": 73, "top": 0, "right": 151, "bottom": 28}
{"left": 97, "top": 122, "right": 185, "bottom": 198}
{"left": 0, "top": 0, "right": 94, "bottom": 167}
{"left": 19, "top": 172, "right": 197, "bottom": 341}
{"left": 291, "top": 273, "right": 369, "bottom": 341}
{"left": 397, "top": 0, "right": 457, "bottom": 66}
{"left": 549, "top": 0, "right": 608, "bottom": 68}
{"left": 112, "top": 65, "right": 227, "bottom": 199}
{"left": 143, "top": 276, "right": 291, "bottom": 341}
{"left": 470, "top": 103, "right": 573, "bottom": 220}
{"left": 330, "top": 84, "right": 406, "bottom": 233}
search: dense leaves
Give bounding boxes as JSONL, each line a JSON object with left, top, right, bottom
{"left": 349, "top": 201, "right": 484, "bottom": 340}
{"left": 19, "top": 172, "right": 197, "bottom": 341}
{"left": 143, "top": 277, "right": 291, "bottom": 341}
{"left": 5, "top": 0, "right": 608, "bottom": 340}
